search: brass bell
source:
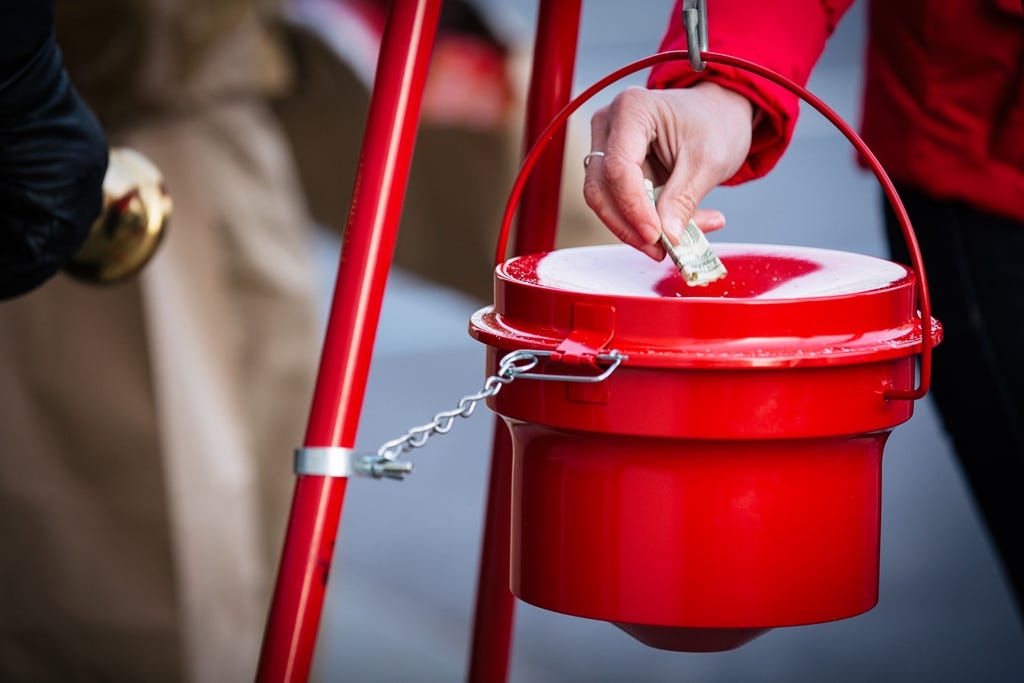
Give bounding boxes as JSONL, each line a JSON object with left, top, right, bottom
{"left": 65, "top": 147, "right": 171, "bottom": 284}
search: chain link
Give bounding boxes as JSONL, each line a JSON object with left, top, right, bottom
{"left": 374, "top": 350, "right": 541, "bottom": 462}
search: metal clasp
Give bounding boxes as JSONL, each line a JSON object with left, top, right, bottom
{"left": 683, "top": 0, "right": 708, "bottom": 72}
{"left": 505, "top": 349, "right": 626, "bottom": 384}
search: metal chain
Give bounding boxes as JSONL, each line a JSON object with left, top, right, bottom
{"left": 369, "top": 348, "right": 626, "bottom": 477}
{"left": 374, "top": 350, "right": 541, "bottom": 463}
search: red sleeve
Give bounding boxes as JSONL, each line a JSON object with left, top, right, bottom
{"left": 648, "top": 0, "right": 855, "bottom": 185}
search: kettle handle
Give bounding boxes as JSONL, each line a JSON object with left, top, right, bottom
{"left": 494, "top": 49, "right": 934, "bottom": 401}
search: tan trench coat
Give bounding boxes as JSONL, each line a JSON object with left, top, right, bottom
{"left": 0, "top": 3, "right": 319, "bottom": 681}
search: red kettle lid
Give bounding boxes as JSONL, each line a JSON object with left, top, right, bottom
{"left": 469, "top": 243, "right": 937, "bottom": 368}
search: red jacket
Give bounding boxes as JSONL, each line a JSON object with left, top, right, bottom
{"left": 649, "top": 0, "right": 1024, "bottom": 223}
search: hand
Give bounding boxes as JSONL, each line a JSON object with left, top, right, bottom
{"left": 583, "top": 81, "right": 754, "bottom": 260}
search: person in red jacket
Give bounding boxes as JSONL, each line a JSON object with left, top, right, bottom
{"left": 583, "top": 0, "right": 1024, "bottom": 618}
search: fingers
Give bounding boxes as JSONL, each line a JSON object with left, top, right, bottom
{"left": 656, "top": 165, "right": 709, "bottom": 242}
{"left": 601, "top": 89, "right": 665, "bottom": 247}
{"left": 692, "top": 207, "right": 726, "bottom": 233}
{"left": 656, "top": 83, "right": 753, "bottom": 239}
{"left": 583, "top": 83, "right": 756, "bottom": 260}
{"left": 584, "top": 99, "right": 662, "bottom": 259}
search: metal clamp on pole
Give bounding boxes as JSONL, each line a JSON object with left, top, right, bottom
{"left": 294, "top": 447, "right": 414, "bottom": 480}
{"left": 683, "top": 0, "right": 708, "bottom": 72}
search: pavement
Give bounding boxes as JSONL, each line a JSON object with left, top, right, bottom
{"left": 303, "top": 2, "right": 1024, "bottom": 681}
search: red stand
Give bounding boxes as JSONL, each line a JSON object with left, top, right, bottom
{"left": 256, "top": 1, "right": 582, "bottom": 681}
{"left": 256, "top": 1, "right": 442, "bottom": 680}
{"left": 467, "top": 2, "right": 582, "bottom": 682}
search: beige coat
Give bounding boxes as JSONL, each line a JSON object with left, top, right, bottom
{"left": 0, "top": 3, "right": 319, "bottom": 680}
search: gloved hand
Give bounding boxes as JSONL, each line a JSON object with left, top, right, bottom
{"left": 0, "top": 0, "right": 108, "bottom": 299}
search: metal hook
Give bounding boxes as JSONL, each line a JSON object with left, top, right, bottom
{"left": 507, "top": 349, "right": 627, "bottom": 384}
{"left": 683, "top": 0, "right": 708, "bottom": 72}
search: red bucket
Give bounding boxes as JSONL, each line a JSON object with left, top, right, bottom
{"left": 469, "top": 52, "right": 941, "bottom": 652}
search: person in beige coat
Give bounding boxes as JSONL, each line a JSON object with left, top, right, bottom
{"left": 0, "top": 2, "right": 320, "bottom": 680}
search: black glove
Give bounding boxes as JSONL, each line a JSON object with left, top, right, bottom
{"left": 0, "top": 1, "right": 108, "bottom": 300}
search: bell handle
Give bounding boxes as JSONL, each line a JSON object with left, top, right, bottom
{"left": 494, "top": 49, "right": 933, "bottom": 401}
{"left": 65, "top": 147, "right": 171, "bottom": 285}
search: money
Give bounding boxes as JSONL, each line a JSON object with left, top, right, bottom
{"left": 645, "top": 179, "right": 727, "bottom": 286}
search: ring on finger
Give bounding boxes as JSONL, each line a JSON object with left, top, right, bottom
{"left": 583, "top": 151, "right": 606, "bottom": 169}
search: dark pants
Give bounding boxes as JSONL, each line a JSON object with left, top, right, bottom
{"left": 884, "top": 186, "right": 1024, "bottom": 621}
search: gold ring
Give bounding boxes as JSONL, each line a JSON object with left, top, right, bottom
{"left": 583, "top": 151, "right": 606, "bottom": 169}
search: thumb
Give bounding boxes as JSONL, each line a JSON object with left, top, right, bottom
{"left": 692, "top": 207, "right": 726, "bottom": 233}
{"left": 655, "top": 174, "right": 711, "bottom": 243}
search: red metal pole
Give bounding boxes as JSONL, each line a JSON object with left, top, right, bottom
{"left": 467, "top": 2, "right": 582, "bottom": 682}
{"left": 467, "top": 424, "right": 516, "bottom": 683}
{"left": 512, "top": 0, "right": 583, "bottom": 256}
{"left": 256, "top": 1, "right": 442, "bottom": 681}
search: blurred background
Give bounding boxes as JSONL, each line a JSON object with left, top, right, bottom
{"left": 303, "top": 1, "right": 1024, "bottom": 681}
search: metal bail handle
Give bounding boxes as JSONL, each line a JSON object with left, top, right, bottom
{"left": 494, "top": 50, "right": 935, "bottom": 401}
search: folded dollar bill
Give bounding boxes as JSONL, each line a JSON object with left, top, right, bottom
{"left": 645, "top": 179, "right": 727, "bottom": 286}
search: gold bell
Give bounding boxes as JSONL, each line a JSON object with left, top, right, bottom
{"left": 65, "top": 147, "right": 171, "bottom": 284}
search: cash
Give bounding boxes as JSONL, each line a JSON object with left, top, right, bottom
{"left": 646, "top": 179, "right": 727, "bottom": 286}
